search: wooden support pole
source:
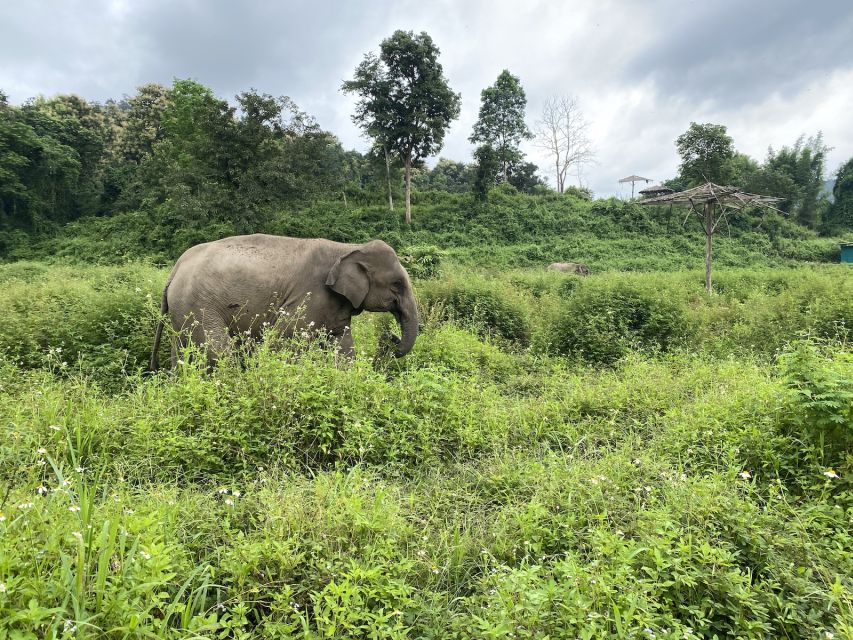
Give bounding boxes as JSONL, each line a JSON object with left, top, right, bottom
{"left": 704, "top": 201, "right": 713, "bottom": 294}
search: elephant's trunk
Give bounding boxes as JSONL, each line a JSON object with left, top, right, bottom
{"left": 393, "top": 289, "right": 419, "bottom": 357}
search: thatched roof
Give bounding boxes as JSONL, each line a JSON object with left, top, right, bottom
{"left": 618, "top": 175, "right": 653, "bottom": 183}
{"left": 639, "top": 182, "right": 783, "bottom": 209}
{"left": 639, "top": 185, "right": 674, "bottom": 197}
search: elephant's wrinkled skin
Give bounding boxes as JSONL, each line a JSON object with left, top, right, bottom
{"left": 149, "top": 235, "right": 418, "bottom": 369}
{"left": 547, "top": 262, "right": 590, "bottom": 275}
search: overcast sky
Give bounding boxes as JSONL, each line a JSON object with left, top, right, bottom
{"left": 2, "top": 0, "right": 852, "bottom": 196}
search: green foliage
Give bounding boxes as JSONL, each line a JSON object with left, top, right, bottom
{"left": 399, "top": 244, "right": 443, "bottom": 279}
{"left": 779, "top": 339, "right": 853, "bottom": 467}
{"left": 342, "top": 29, "right": 461, "bottom": 222}
{"left": 675, "top": 122, "right": 735, "bottom": 186}
{"left": 418, "top": 276, "right": 532, "bottom": 346}
{"left": 469, "top": 69, "right": 532, "bottom": 183}
{"left": 549, "top": 276, "right": 689, "bottom": 364}
{"left": 825, "top": 156, "right": 853, "bottom": 234}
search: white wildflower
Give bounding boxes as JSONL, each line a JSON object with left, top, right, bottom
{"left": 0, "top": 582, "right": 6, "bottom": 593}
{"left": 823, "top": 469, "right": 839, "bottom": 479}
{"left": 140, "top": 550, "right": 151, "bottom": 560}
{"left": 48, "top": 425, "right": 61, "bottom": 431}
{"left": 69, "top": 505, "right": 81, "bottom": 513}
{"left": 37, "top": 447, "right": 47, "bottom": 455}
{"left": 739, "top": 471, "right": 752, "bottom": 480}
{"left": 224, "top": 497, "right": 234, "bottom": 506}
{"left": 36, "top": 485, "right": 48, "bottom": 495}
{"left": 17, "top": 502, "right": 33, "bottom": 510}
{"left": 71, "top": 531, "right": 83, "bottom": 541}
{"left": 232, "top": 490, "right": 241, "bottom": 497}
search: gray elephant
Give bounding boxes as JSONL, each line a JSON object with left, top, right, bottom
{"left": 547, "top": 262, "right": 590, "bottom": 275}
{"left": 149, "top": 235, "right": 418, "bottom": 369}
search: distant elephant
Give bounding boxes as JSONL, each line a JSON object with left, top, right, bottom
{"left": 149, "top": 235, "right": 418, "bottom": 369}
{"left": 547, "top": 262, "right": 590, "bottom": 275}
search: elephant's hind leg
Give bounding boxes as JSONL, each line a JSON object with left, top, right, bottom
{"left": 193, "top": 318, "right": 232, "bottom": 370}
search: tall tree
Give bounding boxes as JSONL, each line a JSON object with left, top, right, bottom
{"left": 759, "top": 134, "right": 829, "bottom": 229}
{"left": 675, "top": 122, "right": 734, "bottom": 186}
{"left": 534, "top": 96, "right": 594, "bottom": 193}
{"left": 469, "top": 70, "right": 531, "bottom": 183}
{"left": 824, "top": 156, "right": 853, "bottom": 234}
{"left": 343, "top": 30, "right": 461, "bottom": 224}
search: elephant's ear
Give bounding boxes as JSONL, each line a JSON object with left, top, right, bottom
{"left": 326, "top": 250, "right": 369, "bottom": 308}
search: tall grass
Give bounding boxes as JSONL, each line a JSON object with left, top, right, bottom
{"left": 0, "top": 260, "right": 850, "bottom": 638}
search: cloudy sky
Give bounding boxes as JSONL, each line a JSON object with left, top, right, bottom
{"left": 2, "top": 0, "right": 852, "bottom": 196}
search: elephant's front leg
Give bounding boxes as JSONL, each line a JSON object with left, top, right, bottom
{"left": 335, "top": 330, "right": 355, "bottom": 358}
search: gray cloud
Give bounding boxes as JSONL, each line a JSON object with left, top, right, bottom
{"left": 2, "top": 0, "right": 851, "bottom": 196}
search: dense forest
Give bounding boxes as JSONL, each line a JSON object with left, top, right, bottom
{"left": 1, "top": 71, "right": 851, "bottom": 263}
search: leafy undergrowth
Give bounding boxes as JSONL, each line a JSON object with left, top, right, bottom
{"left": 0, "top": 262, "right": 851, "bottom": 638}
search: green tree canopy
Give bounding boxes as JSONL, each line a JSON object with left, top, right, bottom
{"left": 675, "top": 122, "right": 735, "bottom": 186}
{"left": 342, "top": 30, "right": 461, "bottom": 224}
{"left": 469, "top": 70, "right": 532, "bottom": 183}
{"left": 825, "top": 156, "right": 853, "bottom": 233}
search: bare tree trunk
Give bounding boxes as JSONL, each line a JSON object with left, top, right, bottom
{"left": 404, "top": 157, "right": 412, "bottom": 225}
{"left": 704, "top": 201, "right": 713, "bottom": 294}
{"left": 384, "top": 146, "right": 394, "bottom": 212}
{"left": 342, "top": 191, "right": 347, "bottom": 209}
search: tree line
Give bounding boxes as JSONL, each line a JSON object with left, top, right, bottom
{"left": 1, "top": 28, "right": 850, "bottom": 252}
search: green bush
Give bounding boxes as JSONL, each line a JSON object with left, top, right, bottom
{"left": 549, "top": 278, "right": 689, "bottom": 364}
{"left": 417, "top": 278, "right": 532, "bottom": 346}
{"left": 399, "top": 244, "right": 443, "bottom": 279}
{"left": 779, "top": 339, "right": 853, "bottom": 467}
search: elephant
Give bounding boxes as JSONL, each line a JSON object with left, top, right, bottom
{"left": 149, "top": 235, "right": 418, "bottom": 369}
{"left": 547, "top": 262, "right": 590, "bottom": 276}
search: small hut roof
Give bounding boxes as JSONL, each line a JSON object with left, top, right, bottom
{"left": 639, "top": 182, "right": 783, "bottom": 209}
{"left": 618, "top": 175, "right": 653, "bottom": 183}
{"left": 639, "top": 185, "right": 674, "bottom": 196}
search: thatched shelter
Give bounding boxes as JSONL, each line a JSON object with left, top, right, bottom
{"left": 640, "top": 182, "right": 783, "bottom": 293}
{"left": 618, "top": 174, "right": 653, "bottom": 198}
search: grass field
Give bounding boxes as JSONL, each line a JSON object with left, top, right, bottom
{"left": 0, "top": 260, "right": 851, "bottom": 638}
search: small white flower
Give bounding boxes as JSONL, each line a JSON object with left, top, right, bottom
{"left": 17, "top": 502, "right": 33, "bottom": 510}
{"left": 823, "top": 469, "right": 839, "bottom": 479}
{"left": 0, "top": 582, "right": 6, "bottom": 593}
{"left": 69, "top": 505, "right": 81, "bottom": 513}
{"left": 224, "top": 497, "right": 234, "bottom": 506}
{"left": 71, "top": 531, "right": 83, "bottom": 541}
{"left": 825, "top": 633, "right": 834, "bottom": 640}
{"left": 75, "top": 466, "right": 85, "bottom": 474}
{"left": 48, "top": 425, "right": 61, "bottom": 431}
{"left": 135, "top": 287, "right": 142, "bottom": 293}
{"left": 644, "top": 486, "right": 653, "bottom": 493}
{"left": 37, "top": 447, "right": 47, "bottom": 455}
{"left": 739, "top": 471, "right": 752, "bottom": 480}
{"left": 140, "top": 550, "right": 151, "bottom": 560}
{"left": 36, "top": 459, "right": 46, "bottom": 466}
{"left": 217, "top": 487, "right": 229, "bottom": 495}
{"left": 232, "top": 490, "right": 241, "bottom": 497}
{"left": 64, "top": 620, "right": 76, "bottom": 633}
{"left": 36, "top": 485, "right": 48, "bottom": 495}
{"left": 0, "top": 512, "right": 6, "bottom": 522}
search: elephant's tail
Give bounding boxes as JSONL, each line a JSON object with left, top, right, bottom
{"left": 148, "top": 281, "right": 170, "bottom": 373}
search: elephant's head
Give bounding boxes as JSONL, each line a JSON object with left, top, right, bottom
{"left": 325, "top": 240, "right": 418, "bottom": 357}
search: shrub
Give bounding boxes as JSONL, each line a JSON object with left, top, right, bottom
{"left": 778, "top": 339, "right": 853, "bottom": 467}
{"left": 417, "top": 278, "right": 532, "bottom": 346}
{"left": 400, "top": 244, "right": 443, "bottom": 279}
{"left": 549, "top": 278, "right": 689, "bottom": 364}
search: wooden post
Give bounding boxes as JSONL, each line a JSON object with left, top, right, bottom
{"left": 704, "top": 201, "right": 713, "bottom": 294}
{"left": 404, "top": 157, "right": 412, "bottom": 225}
{"left": 384, "top": 147, "right": 394, "bottom": 212}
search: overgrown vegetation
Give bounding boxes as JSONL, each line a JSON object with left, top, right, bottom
{"left": 0, "top": 261, "right": 850, "bottom": 638}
